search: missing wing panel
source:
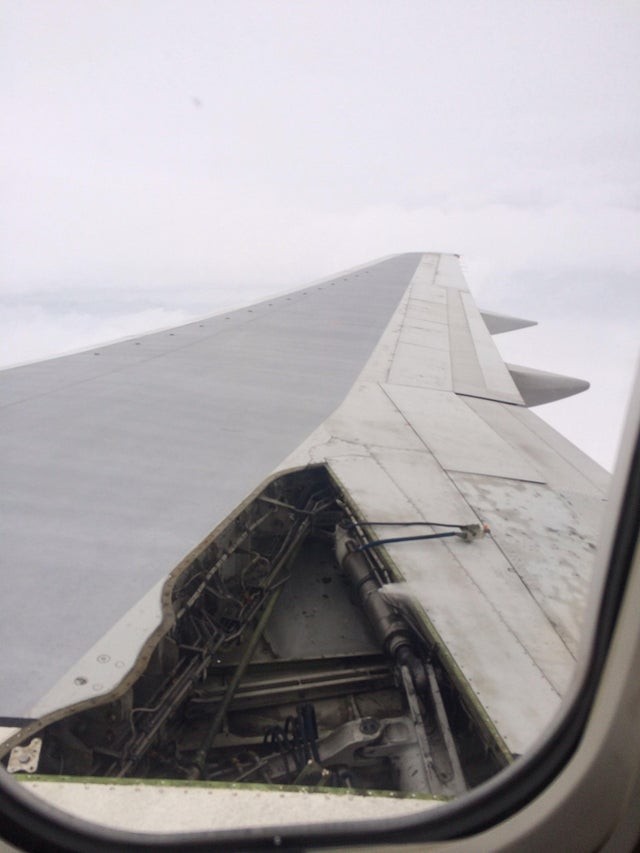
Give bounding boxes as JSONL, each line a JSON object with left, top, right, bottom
{"left": 2, "top": 466, "right": 505, "bottom": 798}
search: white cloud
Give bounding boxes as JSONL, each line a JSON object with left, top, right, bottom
{"left": 2, "top": 0, "right": 638, "bottom": 468}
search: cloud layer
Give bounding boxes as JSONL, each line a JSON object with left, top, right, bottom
{"left": 2, "top": 0, "right": 639, "bottom": 469}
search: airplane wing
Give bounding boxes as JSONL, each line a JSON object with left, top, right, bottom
{"left": 0, "top": 253, "right": 420, "bottom": 717}
{"left": 0, "top": 253, "right": 609, "bottom": 829}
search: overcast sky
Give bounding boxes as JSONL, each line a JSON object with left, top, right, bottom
{"left": 2, "top": 0, "right": 639, "bottom": 470}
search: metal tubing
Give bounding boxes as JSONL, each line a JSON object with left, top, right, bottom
{"left": 188, "top": 503, "right": 319, "bottom": 778}
{"left": 336, "top": 528, "right": 413, "bottom": 659}
{"left": 189, "top": 585, "right": 284, "bottom": 779}
{"left": 426, "top": 662, "right": 467, "bottom": 795}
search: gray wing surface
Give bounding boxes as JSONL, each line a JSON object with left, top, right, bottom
{"left": 1, "top": 252, "right": 608, "bottom": 757}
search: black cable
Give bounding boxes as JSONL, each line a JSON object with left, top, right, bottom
{"left": 345, "top": 520, "right": 465, "bottom": 530}
{"left": 353, "top": 531, "right": 458, "bottom": 553}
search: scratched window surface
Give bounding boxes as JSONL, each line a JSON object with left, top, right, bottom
{"left": 1, "top": 0, "right": 638, "bottom": 836}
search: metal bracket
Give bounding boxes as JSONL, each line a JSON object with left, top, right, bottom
{"left": 457, "top": 522, "right": 490, "bottom": 542}
{"left": 317, "top": 717, "right": 383, "bottom": 766}
{"left": 8, "top": 738, "right": 42, "bottom": 774}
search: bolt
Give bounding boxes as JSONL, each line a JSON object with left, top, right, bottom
{"left": 359, "top": 717, "right": 380, "bottom": 735}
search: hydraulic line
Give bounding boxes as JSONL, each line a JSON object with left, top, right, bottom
{"left": 354, "top": 531, "right": 457, "bottom": 553}
{"left": 188, "top": 585, "right": 284, "bottom": 779}
{"left": 116, "top": 498, "right": 317, "bottom": 777}
{"left": 399, "top": 665, "right": 441, "bottom": 794}
{"left": 335, "top": 527, "right": 427, "bottom": 693}
{"left": 426, "top": 662, "right": 467, "bottom": 795}
{"left": 188, "top": 502, "right": 317, "bottom": 779}
{"left": 343, "top": 520, "right": 490, "bottom": 548}
{"left": 346, "top": 520, "right": 467, "bottom": 530}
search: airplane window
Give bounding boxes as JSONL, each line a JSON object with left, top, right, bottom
{"left": 1, "top": 3, "right": 638, "bottom": 850}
